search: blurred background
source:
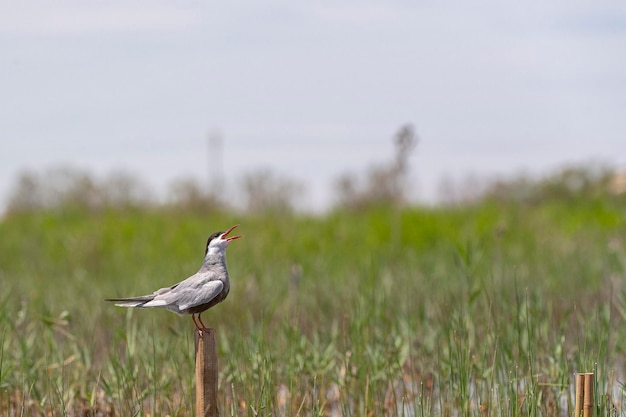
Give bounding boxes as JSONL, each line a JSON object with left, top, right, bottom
{"left": 3, "top": 3, "right": 626, "bottom": 415}
{"left": 1, "top": 0, "right": 625, "bottom": 214}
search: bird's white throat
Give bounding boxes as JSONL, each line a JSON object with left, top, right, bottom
{"left": 206, "top": 242, "right": 228, "bottom": 257}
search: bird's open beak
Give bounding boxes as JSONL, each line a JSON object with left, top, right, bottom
{"left": 223, "top": 224, "right": 243, "bottom": 242}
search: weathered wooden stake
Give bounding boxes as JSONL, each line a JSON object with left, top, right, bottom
{"left": 195, "top": 328, "right": 219, "bottom": 417}
{"left": 575, "top": 374, "right": 584, "bottom": 417}
{"left": 583, "top": 373, "right": 594, "bottom": 417}
{"left": 574, "top": 373, "right": 594, "bottom": 417}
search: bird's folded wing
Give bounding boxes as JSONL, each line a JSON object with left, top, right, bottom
{"left": 157, "top": 280, "right": 224, "bottom": 311}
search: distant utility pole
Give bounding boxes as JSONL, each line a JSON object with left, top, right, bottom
{"left": 208, "top": 131, "right": 224, "bottom": 195}
{"left": 393, "top": 124, "right": 417, "bottom": 206}
{"left": 391, "top": 124, "right": 417, "bottom": 250}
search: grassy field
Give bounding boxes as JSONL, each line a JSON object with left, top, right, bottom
{"left": 1, "top": 198, "right": 625, "bottom": 416}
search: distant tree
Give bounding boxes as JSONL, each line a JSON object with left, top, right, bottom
{"left": 5, "top": 166, "right": 153, "bottom": 213}
{"left": 6, "top": 171, "right": 45, "bottom": 212}
{"left": 7, "top": 166, "right": 99, "bottom": 212}
{"left": 240, "top": 168, "right": 304, "bottom": 214}
{"left": 479, "top": 163, "right": 616, "bottom": 204}
{"left": 101, "top": 171, "right": 154, "bottom": 208}
{"left": 167, "top": 178, "right": 225, "bottom": 212}
{"left": 536, "top": 164, "right": 613, "bottom": 200}
{"left": 436, "top": 174, "right": 491, "bottom": 205}
{"left": 334, "top": 124, "right": 417, "bottom": 210}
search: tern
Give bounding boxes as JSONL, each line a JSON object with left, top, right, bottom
{"left": 105, "top": 224, "right": 242, "bottom": 331}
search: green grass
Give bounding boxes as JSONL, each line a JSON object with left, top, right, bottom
{"left": 1, "top": 199, "right": 626, "bottom": 416}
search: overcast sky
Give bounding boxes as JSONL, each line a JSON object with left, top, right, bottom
{"left": 1, "top": 1, "right": 625, "bottom": 211}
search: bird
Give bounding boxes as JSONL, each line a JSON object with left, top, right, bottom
{"left": 105, "top": 224, "right": 242, "bottom": 332}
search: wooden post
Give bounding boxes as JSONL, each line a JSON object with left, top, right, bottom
{"left": 575, "top": 374, "right": 584, "bottom": 417}
{"left": 583, "top": 373, "right": 594, "bottom": 417}
{"left": 574, "top": 373, "right": 594, "bottom": 417}
{"left": 195, "top": 328, "right": 219, "bottom": 417}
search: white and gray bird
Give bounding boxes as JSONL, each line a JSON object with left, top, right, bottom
{"left": 105, "top": 224, "right": 242, "bottom": 331}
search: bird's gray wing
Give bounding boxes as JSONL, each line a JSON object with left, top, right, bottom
{"left": 142, "top": 272, "right": 223, "bottom": 311}
{"left": 175, "top": 280, "right": 223, "bottom": 311}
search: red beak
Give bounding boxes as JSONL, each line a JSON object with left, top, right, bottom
{"left": 223, "top": 224, "right": 243, "bottom": 242}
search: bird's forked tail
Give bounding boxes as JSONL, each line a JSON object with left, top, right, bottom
{"left": 104, "top": 296, "right": 155, "bottom": 308}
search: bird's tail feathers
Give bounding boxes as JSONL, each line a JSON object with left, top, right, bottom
{"left": 105, "top": 296, "right": 154, "bottom": 308}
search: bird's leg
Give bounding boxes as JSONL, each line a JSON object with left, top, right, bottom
{"left": 198, "top": 313, "right": 208, "bottom": 331}
{"left": 191, "top": 313, "right": 203, "bottom": 333}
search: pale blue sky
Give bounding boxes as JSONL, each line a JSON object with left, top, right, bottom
{"left": 1, "top": 1, "right": 625, "bottom": 210}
